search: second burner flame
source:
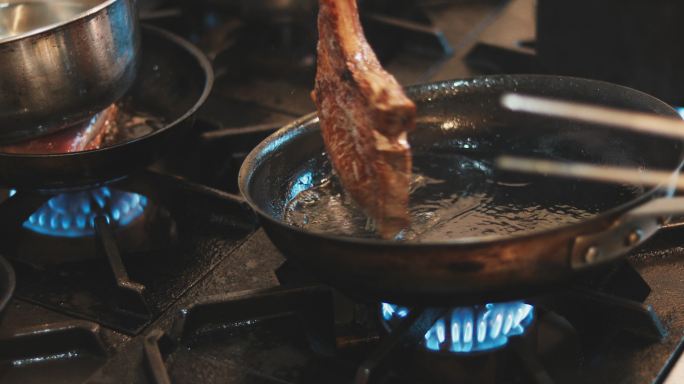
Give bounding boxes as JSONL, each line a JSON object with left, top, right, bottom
{"left": 382, "top": 301, "right": 534, "bottom": 353}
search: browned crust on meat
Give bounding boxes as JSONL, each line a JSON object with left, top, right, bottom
{"left": 312, "top": 0, "right": 416, "bottom": 238}
{"left": 0, "top": 105, "right": 118, "bottom": 154}
{"left": 84, "top": 104, "right": 119, "bottom": 151}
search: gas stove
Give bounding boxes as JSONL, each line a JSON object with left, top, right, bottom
{"left": 1, "top": 0, "right": 683, "bottom": 383}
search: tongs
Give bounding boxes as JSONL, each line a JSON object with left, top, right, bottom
{"left": 497, "top": 94, "right": 684, "bottom": 190}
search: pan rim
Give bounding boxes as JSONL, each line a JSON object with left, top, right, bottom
{"left": 0, "top": 24, "right": 214, "bottom": 160}
{"left": 239, "top": 74, "right": 684, "bottom": 248}
{"left": 0, "top": 254, "right": 15, "bottom": 316}
{"left": 0, "top": 0, "right": 120, "bottom": 45}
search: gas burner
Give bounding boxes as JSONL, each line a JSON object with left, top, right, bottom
{"left": 14, "top": 188, "right": 148, "bottom": 238}
{"left": 381, "top": 301, "right": 534, "bottom": 353}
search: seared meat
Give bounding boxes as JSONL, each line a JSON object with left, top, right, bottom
{"left": 312, "top": 0, "right": 416, "bottom": 238}
{"left": 0, "top": 105, "right": 118, "bottom": 154}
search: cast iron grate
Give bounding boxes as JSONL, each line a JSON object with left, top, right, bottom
{"left": 0, "top": 170, "right": 258, "bottom": 334}
{"left": 143, "top": 286, "right": 337, "bottom": 384}
{"left": 0, "top": 320, "right": 111, "bottom": 383}
{"left": 137, "top": 261, "right": 666, "bottom": 384}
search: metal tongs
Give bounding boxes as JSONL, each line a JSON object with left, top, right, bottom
{"left": 497, "top": 94, "right": 684, "bottom": 190}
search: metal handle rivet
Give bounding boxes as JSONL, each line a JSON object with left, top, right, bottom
{"left": 625, "top": 229, "right": 643, "bottom": 246}
{"left": 584, "top": 247, "right": 600, "bottom": 263}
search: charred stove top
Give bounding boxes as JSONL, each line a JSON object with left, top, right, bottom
{"left": 1, "top": 0, "right": 683, "bottom": 383}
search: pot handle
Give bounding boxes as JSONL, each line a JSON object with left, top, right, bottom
{"left": 570, "top": 196, "right": 684, "bottom": 269}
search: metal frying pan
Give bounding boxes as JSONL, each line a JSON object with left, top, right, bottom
{"left": 239, "top": 75, "right": 684, "bottom": 306}
{"left": 0, "top": 24, "right": 213, "bottom": 190}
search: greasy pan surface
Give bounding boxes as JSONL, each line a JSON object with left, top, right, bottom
{"left": 0, "top": 25, "right": 213, "bottom": 190}
{"left": 240, "top": 75, "right": 684, "bottom": 305}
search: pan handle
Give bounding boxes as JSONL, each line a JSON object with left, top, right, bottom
{"left": 570, "top": 196, "right": 684, "bottom": 269}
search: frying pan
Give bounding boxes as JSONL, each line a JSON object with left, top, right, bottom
{"left": 239, "top": 75, "right": 684, "bottom": 306}
{"left": 0, "top": 24, "right": 213, "bottom": 190}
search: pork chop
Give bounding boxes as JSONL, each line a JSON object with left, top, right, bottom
{"left": 312, "top": 0, "right": 416, "bottom": 238}
{"left": 0, "top": 105, "right": 118, "bottom": 154}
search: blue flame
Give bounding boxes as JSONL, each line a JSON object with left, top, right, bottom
{"left": 15, "top": 187, "right": 147, "bottom": 238}
{"left": 677, "top": 107, "right": 684, "bottom": 119}
{"left": 381, "top": 301, "right": 534, "bottom": 353}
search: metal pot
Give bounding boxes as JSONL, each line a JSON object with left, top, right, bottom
{"left": 0, "top": 0, "right": 140, "bottom": 144}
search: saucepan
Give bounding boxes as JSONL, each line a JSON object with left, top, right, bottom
{"left": 0, "top": 0, "right": 139, "bottom": 144}
{"left": 239, "top": 74, "right": 684, "bottom": 306}
{"left": 0, "top": 25, "right": 212, "bottom": 190}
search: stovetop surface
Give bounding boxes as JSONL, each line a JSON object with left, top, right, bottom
{"left": 1, "top": 0, "right": 683, "bottom": 383}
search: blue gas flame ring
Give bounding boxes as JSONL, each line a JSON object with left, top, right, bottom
{"left": 381, "top": 301, "right": 534, "bottom": 353}
{"left": 16, "top": 187, "right": 148, "bottom": 238}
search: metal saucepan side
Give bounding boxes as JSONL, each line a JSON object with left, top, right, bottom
{"left": 0, "top": 24, "right": 213, "bottom": 190}
{"left": 239, "top": 75, "right": 684, "bottom": 306}
{"left": 0, "top": 0, "right": 139, "bottom": 144}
